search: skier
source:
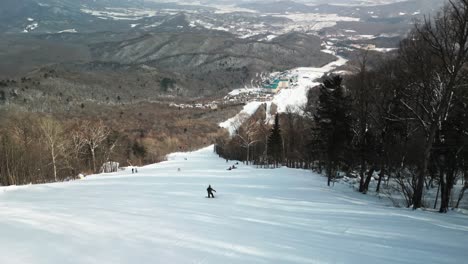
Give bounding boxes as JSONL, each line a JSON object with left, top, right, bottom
{"left": 132, "top": 168, "right": 134, "bottom": 173}
{"left": 207, "top": 185, "right": 216, "bottom": 198}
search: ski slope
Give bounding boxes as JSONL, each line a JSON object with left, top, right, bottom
{"left": 0, "top": 146, "right": 467, "bottom": 264}
{"left": 220, "top": 53, "right": 348, "bottom": 135}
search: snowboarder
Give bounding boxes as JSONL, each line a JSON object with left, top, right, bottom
{"left": 207, "top": 185, "right": 216, "bottom": 198}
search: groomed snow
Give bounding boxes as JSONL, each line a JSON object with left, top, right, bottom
{"left": 272, "top": 55, "right": 348, "bottom": 114}
{"left": 0, "top": 146, "right": 467, "bottom": 263}
{"left": 219, "top": 101, "right": 265, "bottom": 135}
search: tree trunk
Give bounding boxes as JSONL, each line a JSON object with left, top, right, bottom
{"left": 376, "top": 166, "right": 384, "bottom": 193}
{"left": 440, "top": 169, "right": 455, "bottom": 213}
{"left": 246, "top": 145, "right": 250, "bottom": 165}
{"left": 376, "top": 152, "right": 386, "bottom": 192}
{"left": 413, "top": 127, "right": 437, "bottom": 209}
{"left": 51, "top": 146, "right": 57, "bottom": 182}
{"left": 439, "top": 171, "right": 448, "bottom": 213}
{"left": 434, "top": 178, "right": 441, "bottom": 209}
{"left": 363, "top": 167, "right": 376, "bottom": 194}
{"left": 359, "top": 152, "right": 366, "bottom": 192}
{"left": 91, "top": 148, "right": 96, "bottom": 173}
{"left": 455, "top": 183, "right": 467, "bottom": 208}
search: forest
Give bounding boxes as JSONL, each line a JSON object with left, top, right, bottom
{"left": 215, "top": 0, "right": 468, "bottom": 213}
{"left": 0, "top": 102, "right": 229, "bottom": 186}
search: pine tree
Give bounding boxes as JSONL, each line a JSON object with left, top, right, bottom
{"left": 314, "top": 75, "right": 353, "bottom": 186}
{"left": 267, "top": 114, "right": 283, "bottom": 167}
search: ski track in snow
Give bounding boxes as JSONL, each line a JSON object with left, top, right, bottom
{"left": 0, "top": 146, "right": 467, "bottom": 264}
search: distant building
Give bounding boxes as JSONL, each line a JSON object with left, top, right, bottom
{"left": 277, "top": 79, "right": 289, "bottom": 89}
{"left": 263, "top": 78, "right": 290, "bottom": 93}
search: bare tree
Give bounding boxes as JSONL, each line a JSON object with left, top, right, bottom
{"left": 38, "top": 116, "right": 66, "bottom": 182}
{"left": 233, "top": 113, "right": 261, "bottom": 165}
{"left": 456, "top": 174, "right": 468, "bottom": 208}
{"left": 396, "top": 0, "right": 468, "bottom": 210}
{"left": 74, "top": 120, "right": 110, "bottom": 173}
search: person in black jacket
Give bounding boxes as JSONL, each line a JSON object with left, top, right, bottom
{"left": 207, "top": 185, "right": 216, "bottom": 198}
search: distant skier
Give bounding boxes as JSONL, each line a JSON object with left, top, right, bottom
{"left": 132, "top": 168, "right": 134, "bottom": 173}
{"left": 135, "top": 168, "right": 138, "bottom": 173}
{"left": 207, "top": 185, "right": 216, "bottom": 198}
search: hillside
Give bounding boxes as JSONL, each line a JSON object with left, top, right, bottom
{"left": 0, "top": 31, "right": 335, "bottom": 108}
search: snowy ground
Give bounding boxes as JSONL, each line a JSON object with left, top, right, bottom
{"left": 1, "top": 146, "right": 467, "bottom": 264}
{"left": 220, "top": 53, "right": 348, "bottom": 135}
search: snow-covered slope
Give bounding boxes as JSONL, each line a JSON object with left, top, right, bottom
{"left": 0, "top": 146, "right": 467, "bottom": 264}
{"left": 220, "top": 52, "right": 347, "bottom": 135}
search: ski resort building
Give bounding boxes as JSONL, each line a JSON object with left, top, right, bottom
{"left": 263, "top": 78, "right": 290, "bottom": 93}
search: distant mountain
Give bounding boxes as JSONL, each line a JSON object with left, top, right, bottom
{"left": 0, "top": 0, "right": 208, "bottom": 34}
{"left": 0, "top": 0, "right": 432, "bottom": 106}
{"left": 312, "top": 0, "right": 444, "bottom": 19}
{"left": 0, "top": 26, "right": 335, "bottom": 107}
{"left": 0, "top": 0, "right": 134, "bottom": 34}
{"left": 0, "top": 0, "right": 443, "bottom": 34}
{"left": 237, "top": 0, "right": 444, "bottom": 18}
{"left": 237, "top": 0, "right": 316, "bottom": 13}
{"left": 89, "top": 30, "right": 334, "bottom": 94}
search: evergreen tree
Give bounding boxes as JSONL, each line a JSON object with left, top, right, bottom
{"left": 314, "top": 75, "right": 353, "bottom": 186}
{"left": 267, "top": 114, "right": 283, "bottom": 167}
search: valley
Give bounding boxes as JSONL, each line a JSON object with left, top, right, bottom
{"left": 0, "top": 0, "right": 444, "bottom": 110}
